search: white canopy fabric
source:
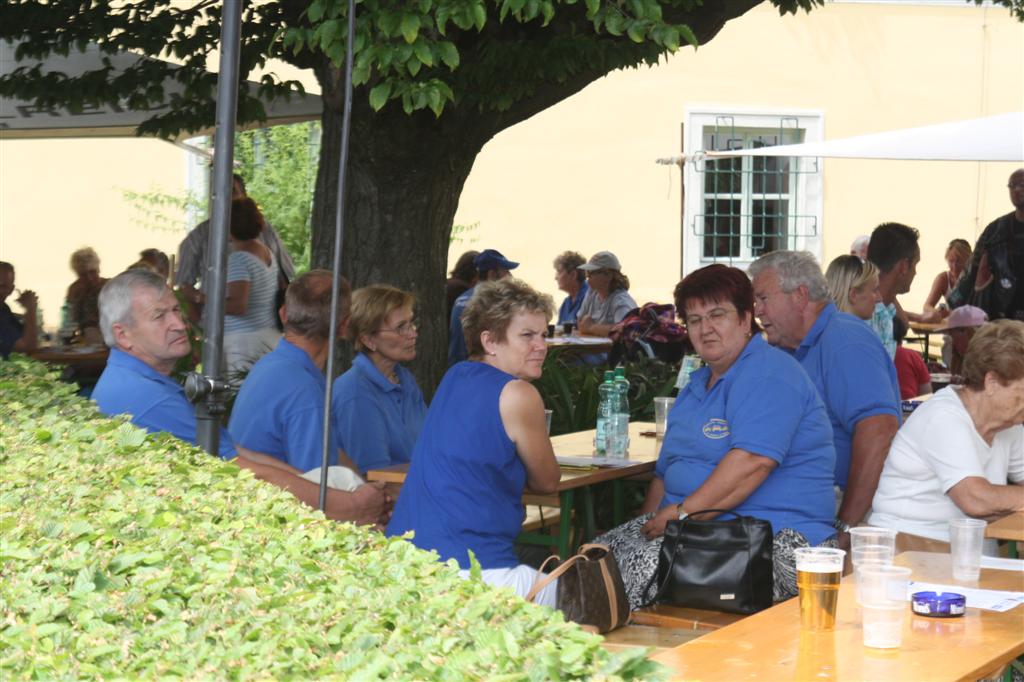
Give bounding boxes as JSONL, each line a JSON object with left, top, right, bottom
{"left": 0, "top": 41, "right": 321, "bottom": 140}
{"left": 699, "top": 111, "right": 1023, "bottom": 163}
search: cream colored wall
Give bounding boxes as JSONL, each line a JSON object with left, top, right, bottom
{"left": 450, "top": 2, "right": 1024, "bottom": 316}
{"left": 0, "top": 137, "right": 188, "bottom": 331}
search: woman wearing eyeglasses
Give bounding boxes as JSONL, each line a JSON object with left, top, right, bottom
{"left": 595, "top": 264, "right": 837, "bottom": 609}
{"left": 331, "top": 285, "right": 427, "bottom": 474}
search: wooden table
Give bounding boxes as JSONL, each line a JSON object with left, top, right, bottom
{"left": 652, "top": 550, "right": 1024, "bottom": 681}
{"left": 30, "top": 345, "right": 109, "bottom": 365}
{"left": 987, "top": 512, "right": 1024, "bottom": 559}
{"left": 367, "top": 421, "right": 661, "bottom": 558}
{"left": 909, "top": 321, "right": 944, "bottom": 360}
{"left": 545, "top": 334, "right": 613, "bottom": 356}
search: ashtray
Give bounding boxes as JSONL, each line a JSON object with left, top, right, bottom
{"left": 911, "top": 591, "right": 966, "bottom": 618}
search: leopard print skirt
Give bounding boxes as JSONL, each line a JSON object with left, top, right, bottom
{"left": 594, "top": 513, "right": 838, "bottom": 611}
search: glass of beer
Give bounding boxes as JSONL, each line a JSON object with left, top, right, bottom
{"left": 795, "top": 547, "right": 845, "bottom": 631}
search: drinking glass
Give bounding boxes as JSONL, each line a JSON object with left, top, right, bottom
{"left": 544, "top": 409, "right": 553, "bottom": 435}
{"left": 849, "top": 527, "right": 897, "bottom": 555}
{"left": 949, "top": 518, "right": 986, "bottom": 581}
{"left": 851, "top": 544, "right": 893, "bottom": 605}
{"left": 654, "top": 397, "right": 675, "bottom": 438}
{"left": 795, "top": 547, "right": 845, "bottom": 631}
{"left": 862, "top": 602, "right": 905, "bottom": 648}
{"left": 859, "top": 564, "right": 911, "bottom": 606}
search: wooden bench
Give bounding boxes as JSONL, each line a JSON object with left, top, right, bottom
{"left": 630, "top": 604, "right": 745, "bottom": 631}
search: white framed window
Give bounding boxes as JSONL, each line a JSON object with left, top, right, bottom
{"left": 682, "top": 109, "right": 824, "bottom": 275}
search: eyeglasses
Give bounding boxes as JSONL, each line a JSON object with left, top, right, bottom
{"left": 377, "top": 319, "right": 418, "bottom": 337}
{"left": 684, "top": 308, "right": 736, "bottom": 329}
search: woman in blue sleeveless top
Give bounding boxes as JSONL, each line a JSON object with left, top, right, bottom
{"left": 387, "top": 279, "right": 561, "bottom": 606}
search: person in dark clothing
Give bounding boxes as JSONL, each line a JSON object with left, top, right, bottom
{"left": 949, "top": 168, "right": 1024, "bottom": 322}
{"left": 445, "top": 250, "right": 479, "bottom": 319}
{"left": 0, "top": 262, "right": 38, "bottom": 359}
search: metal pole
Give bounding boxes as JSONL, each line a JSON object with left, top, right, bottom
{"left": 318, "top": 0, "right": 357, "bottom": 511}
{"left": 195, "top": 0, "right": 242, "bottom": 455}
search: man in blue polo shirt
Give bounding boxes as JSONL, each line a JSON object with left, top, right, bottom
{"left": 447, "top": 249, "right": 518, "bottom": 365}
{"left": 749, "top": 251, "right": 901, "bottom": 533}
{"left": 230, "top": 270, "right": 359, "bottom": 474}
{"left": 94, "top": 269, "right": 388, "bottom": 525}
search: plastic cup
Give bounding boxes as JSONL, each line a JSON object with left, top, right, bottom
{"left": 544, "top": 409, "right": 553, "bottom": 435}
{"left": 949, "top": 518, "right": 986, "bottom": 581}
{"left": 859, "top": 565, "right": 911, "bottom": 606}
{"left": 851, "top": 545, "right": 893, "bottom": 605}
{"left": 849, "top": 527, "right": 897, "bottom": 555}
{"left": 562, "top": 322, "right": 574, "bottom": 336}
{"left": 862, "top": 602, "right": 905, "bottom": 648}
{"left": 547, "top": 324, "right": 555, "bottom": 338}
{"left": 795, "top": 547, "right": 845, "bottom": 631}
{"left": 654, "top": 397, "right": 675, "bottom": 438}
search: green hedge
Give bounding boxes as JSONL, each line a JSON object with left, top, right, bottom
{"left": 0, "top": 358, "right": 665, "bottom": 680}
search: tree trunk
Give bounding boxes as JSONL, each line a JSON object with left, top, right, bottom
{"left": 311, "top": 62, "right": 489, "bottom": 396}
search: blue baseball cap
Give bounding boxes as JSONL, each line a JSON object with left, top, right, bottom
{"left": 474, "top": 249, "right": 519, "bottom": 273}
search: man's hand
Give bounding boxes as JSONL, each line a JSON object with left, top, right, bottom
{"left": 16, "top": 289, "right": 37, "bottom": 312}
{"left": 641, "top": 505, "right": 679, "bottom": 539}
{"left": 344, "top": 481, "right": 393, "bottom": 527}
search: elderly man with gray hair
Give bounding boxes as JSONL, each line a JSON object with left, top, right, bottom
{"left": 748, "top": 251, "right": 901, "bottom": 535}
{"left": 92, "top": 269, "right": 389, "bottom": 526}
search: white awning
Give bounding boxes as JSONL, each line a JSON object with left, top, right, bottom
{"left": 0, "top": 41, "right": 321, "bottom": 140}
{"left": 701, "top": 111, "right": 1024, "bottom": 163}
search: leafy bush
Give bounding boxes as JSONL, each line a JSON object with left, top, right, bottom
{"left": 535, "top": 351, "right": 678, "bottom": 437}
{"left": 0, "top": 357, "right": 664, "bottom": 680}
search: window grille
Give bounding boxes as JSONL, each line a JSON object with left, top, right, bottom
{"left": 692, "top": 116, "right": 820, "bottom": 263}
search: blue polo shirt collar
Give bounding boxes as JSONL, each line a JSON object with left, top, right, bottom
{"left": 796, "top": 302, "right": 837, "bottom": 358}
{"left": 107, "top": 347, "right": 182, "bottom": 391}
{"left": 354, "top": 352, "right": 400, "bottom": 394}
{"left": 277, "top": 337, "right": 325, "bottom": 384}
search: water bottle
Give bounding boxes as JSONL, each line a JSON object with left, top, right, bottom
{"left": 613, "top": 366, "right": 630, "bottom": 437}
{"left": 594, "top": 371, "right": 615, "bottom": 455}
{"left": 676, "top": 354, "right": 702, "bottom": 390}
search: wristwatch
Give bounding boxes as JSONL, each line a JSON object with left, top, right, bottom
{"left": 833, "top": 518, "right": 852, "bottom": 533}
{"left": 677, "top": 505, "right": 689, "bottom": 521}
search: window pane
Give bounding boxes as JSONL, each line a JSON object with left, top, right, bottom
{"left": 705, "top": 158, "right": 742, "bottom": 194}
{"left": 752, "top": 155, "right": 791, "bottom": 194}
{"left": 750, "top": 199, "right": 789, "bottom": 256}
{"left": 703, "top": 199, "right": 740, "bottom": 259}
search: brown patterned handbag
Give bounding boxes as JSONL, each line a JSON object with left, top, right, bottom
{"left": 526, "top": 543, "right": 630, "bottom": 633}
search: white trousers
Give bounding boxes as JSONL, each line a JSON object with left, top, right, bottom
{"left": 458, "top": 565, "right": 558, "bottom": 608}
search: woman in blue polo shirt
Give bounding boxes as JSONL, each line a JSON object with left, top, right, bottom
{"left": 595, "top": 264, "right": 838, "bottom": 609}
{"left": 332, "top": 285, "right": 427, "bottom": 474}
{"left": 387, "top": 279, "right": 561, "bottom": 606}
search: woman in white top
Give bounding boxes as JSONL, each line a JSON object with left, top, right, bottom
{"left": 869, "top": 320, "right": 1024, "bottom": 546}
{"left": 575, "top": 251, "right": 637, "bottom": 337}
{"left": 222, "top": 197, "right": 281, "bottom": 379}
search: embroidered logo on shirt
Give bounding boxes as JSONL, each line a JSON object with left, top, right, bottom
{"left": 702, "top": 418, "right": 729, "bottom": 439}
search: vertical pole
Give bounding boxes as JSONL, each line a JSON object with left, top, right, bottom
{"left": 318, "top": 0, "right": 357, "bottom": 511}
{"left": 679, "top": 122, "right": 687, "bottom": 279}
{"left": 196, "top": 0, "right": 242, "bottom": 455}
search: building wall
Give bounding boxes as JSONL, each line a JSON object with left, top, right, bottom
{"left": 450, "top": 2, "right": 1023, "bottom": 314}
{"left": 0, "top": 137, "right": 188, "bottom": 331}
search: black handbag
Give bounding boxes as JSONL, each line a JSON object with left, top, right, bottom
{"left": 527, "top": 544, "right": 630, "bottom": 633}
{"left": 641, "top": 509, "right": 774, "bottom": 615}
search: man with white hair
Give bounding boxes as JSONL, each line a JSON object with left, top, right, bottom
{"left": 92, "top": 269, "right": 389, "bottom": 525}
{"left": 749, "top": 251, "right": 901, "bottom": 533}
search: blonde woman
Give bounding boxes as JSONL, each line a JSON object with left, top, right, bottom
{"left": 66, "top": 247, "right": 107, "bottom": 343}
{"left": 825, "top": 254, "right": 880, "bottom": 321}
{"left": 922, "top": 239, "right": 972, "bottom": 318}
{"left": 332, "top": 285, "right": 427, "bottom": 473}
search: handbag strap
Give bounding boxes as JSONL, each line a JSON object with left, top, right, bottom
{"left": 525, "top": 553, "right": 584, "bottom": 602}
{"left": 524, "top": 543, "right": 614, "bottom": 603}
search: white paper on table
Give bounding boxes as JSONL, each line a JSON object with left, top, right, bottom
{"left": 557, "top": 455, "right": 636, "bottom": 468}
{"left": 907, "top": 581, "right": 1024, "bottom": 612}
{"left": 980, "top": 556, "right": 1024, "bottom": 572}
